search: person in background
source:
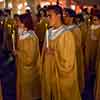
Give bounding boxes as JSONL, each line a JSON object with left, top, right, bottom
{"left": 35, "top": 8, "right": 48, "bottom": 53}
{"left": 85, "top": 9, "right": 100, "bottom": 81}
{"left": 41, "top": 5, "right": 81, "bottom": 100}
{"left": 91, "top": 11, "right": 100, "bottom": 100}
{"left": 0, "top": 9, "right": 16, "bottom": 100}
{"left": 16, "top": 13, "right": 41, "bottom": 100}
{"left": 63, "top": 8, "right": 85, "bottom": 95}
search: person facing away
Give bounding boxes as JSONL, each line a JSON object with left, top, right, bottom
{"left": 16, "top": 13, "right": 41, "bottom": 100}
{"left": 41, "top": 5, "right": 81, "bottom": 100}
{"left": 63, "top": 8, "right": 85, "bottom": 94}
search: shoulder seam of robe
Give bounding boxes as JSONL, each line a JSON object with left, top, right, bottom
{"left": 48, "top": 25, "right": 70, "bottom": 40}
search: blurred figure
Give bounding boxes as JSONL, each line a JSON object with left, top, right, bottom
{"left": 16, "top": 13, "right": 41, "bottom": 100}
{"left": 85, "top": 10, "right": 100, "bottom": 78}
{"left": 91, "top": 10, "right": 100, "bottom": 100}
{"left": 63, "top": 8, "right": 85, "bottom": 94}
{"left": 35, "top": 8, "right": 48, "bottom": 53}
{"left": 41, "top": 5, "right": 81, "bottom": 100}
{"left": 0, "top": 9, "right": 16, "bottom": 100}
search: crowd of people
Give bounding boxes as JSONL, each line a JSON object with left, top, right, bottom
{"left": 0, "top": 4, "right": 100, "bottom": 100}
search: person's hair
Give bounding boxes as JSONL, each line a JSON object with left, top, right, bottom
{"left": 0, "top": 10, "right": 4, "bottom": 16}
{"left": 82, "top": 8, "right": 88, "bottom": 14}
{"left": 47, "top": 5, "right": 64, "bottom": 23}
{"left": 4, "top": 9, "right": 11, "bottom": 16}
{"left": 19, "top": 13, "right": 34, "bottom": 30}
{"left": 14, "top": 14, "right": 19, "bottom": 19}
{"left": 93, "top": 9, "right": 100, "bottom": 19}
{"left": 76, "top": 13, "right": 84, "bottom": 22}
{"left": 64, "top": 8, "right": 76, "bottom": 17}
{"left": 39, "top": 8, "right": 47, "bottom": 17}
{"left": 93, "top": 5, "right": 97, "bottom": 9}
{"left": 63, "top": 8, "right": 76, "bottom": 24}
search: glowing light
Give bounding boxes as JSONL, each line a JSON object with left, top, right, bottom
{"left": 17, "top": 10, "right": 21, "bottom": 15}
{"left": 24, "top": 2, "right": 27, "bottom": 6}
{"left": 25, "top": 6, "right": 31, "bottom": 10}
{"left": 8, "top": 2, "right": 13, "bottom": 9}
{"left": 40, "top": 1, "right": 50, "bottom": 8}
{"left": 18, "top": 3, "right": 23, "bottom": 10}
{"left": 70, "top": 5, "right": 76, "bottom": 10}
{"left": 0, "top": 0, "right": 4, "bottom": 2}
{"left": 75, "top": 5, "right": 82, "bottom": 14}
{"left": 52, "top": 2, "right": 56, "bottom": 5}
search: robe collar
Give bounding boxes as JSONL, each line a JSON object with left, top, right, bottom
{"left": 66, "top": 24, "right": 77, "bottom": 31}
{"left": 19, "top": 30, "right": 37, "bottom": 40}
{"left": 48, "top": 25, "right": 69, "bottom": 40}
{"left": 91, "top": 24, "right": 100, "bottom": 30}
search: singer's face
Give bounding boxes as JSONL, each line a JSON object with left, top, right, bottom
{"left": 93, "top": 16, "right": 100, "bottom": 25}
{"left": 47, "top": 10, "right": 58, "bottom": 27}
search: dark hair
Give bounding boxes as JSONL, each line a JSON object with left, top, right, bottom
{"left": 93, "top": 9, "right": 100, "bottom": 19}
{"left": 64, "top": 8, "right": 76, "bottom": 24}
{"left": 64, "top": 8, "right": 76, "bottom": 17}
{"left": 14, "top": 14, "right": 19, "bottom": 19}
{"left": 4, "top": 9, "right": 11, "bottom": 16}
{"left": 39, "top": 8, "right": 47, "bottom": 17}
{"left": 19, "top": 13, "right": 34, "bottom": 30}
{"left": 0, "top": 10, "right": 4, "bottom": 16}
{"left": 47, "top": 5, "right": 64, "bottom": 23}
{"left": 76, "top": 13, "right": 84, "bottom": 22}
{"left": 93, "top": 5, "right": 97, "bottom": 9}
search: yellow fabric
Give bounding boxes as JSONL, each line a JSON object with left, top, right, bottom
{"left": 41, "top": 31, "right": 81, "bottom": 100}
{"left": 71, "top": 27, "right": 85, "bottom": 93}
{"left": 95, "top": 41, "right": 100, "bottom": 100}
{"left": 79, "top": 22, "right": 88, "bottom": 48}
{"left": 4, "top": 18, "right": 16, "bottom": 52}
{"left": 16, "top": 35, "right": 41, "bottom": 100}
{"left": 85, "top": 27, "right": 100, "bottom": 75}
{"left": 35, "top": 18, "right": 48, "bottom": 52}
{"left": 35, "top": 18, "right": 48, "bottom": 42}
{"left": 79, "top": 22, "right": 89, "bottom": 80}
{"left": 94, "top": 28, "right": 100, "bottom": 100}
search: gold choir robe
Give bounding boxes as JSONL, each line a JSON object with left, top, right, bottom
{"left": 78, "top": 22, "right": 89, "bottom": 76}
{"left": 95, "top": 41, "right": 100, "bottom": 100}
{"left": 94, "top": 26, "right": 100, "bottom": 100}
{"left": 78, "top": 22, "right": 88, "bottom": 51}
{"left": 16, "top": 31, "right": 41, "bottom": 100}
{"left": 35, "top": 18, "right": 48, "bottom": 52}
{"left": 41, "top": 25, "right": 81, "bottom": 100}
{"left": 85, "top": 25, "right": 100, "bottom": 77}
{"left": 67, "top": 25, "right": 85, "bottom": 93}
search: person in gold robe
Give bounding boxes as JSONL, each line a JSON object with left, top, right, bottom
{"left": 35, "top": 8, "right": 48, "bottom": 53}
{"left": 41, "top": 5, "right": 81, "bottom": 100}
{"left": 92, "top": 11, "right": 100, "bottom": 100}
{"left": 16, "top": 13, "right": 41, "bottom": 100}
{"left": 85, "top": 12, "right": 100, "bottom": 81}
{"left": 63, "top": 8, "right": 85, "bottom": 94}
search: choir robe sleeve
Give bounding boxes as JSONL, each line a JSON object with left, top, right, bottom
{"left": 16, "top": 35, "right": 41, "bottom": 100}
{"left": 55, "top": 31, "right": 81, "bottom": 100}
{"left": 59, "top": 31, "right": 75, "bottom": 72}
